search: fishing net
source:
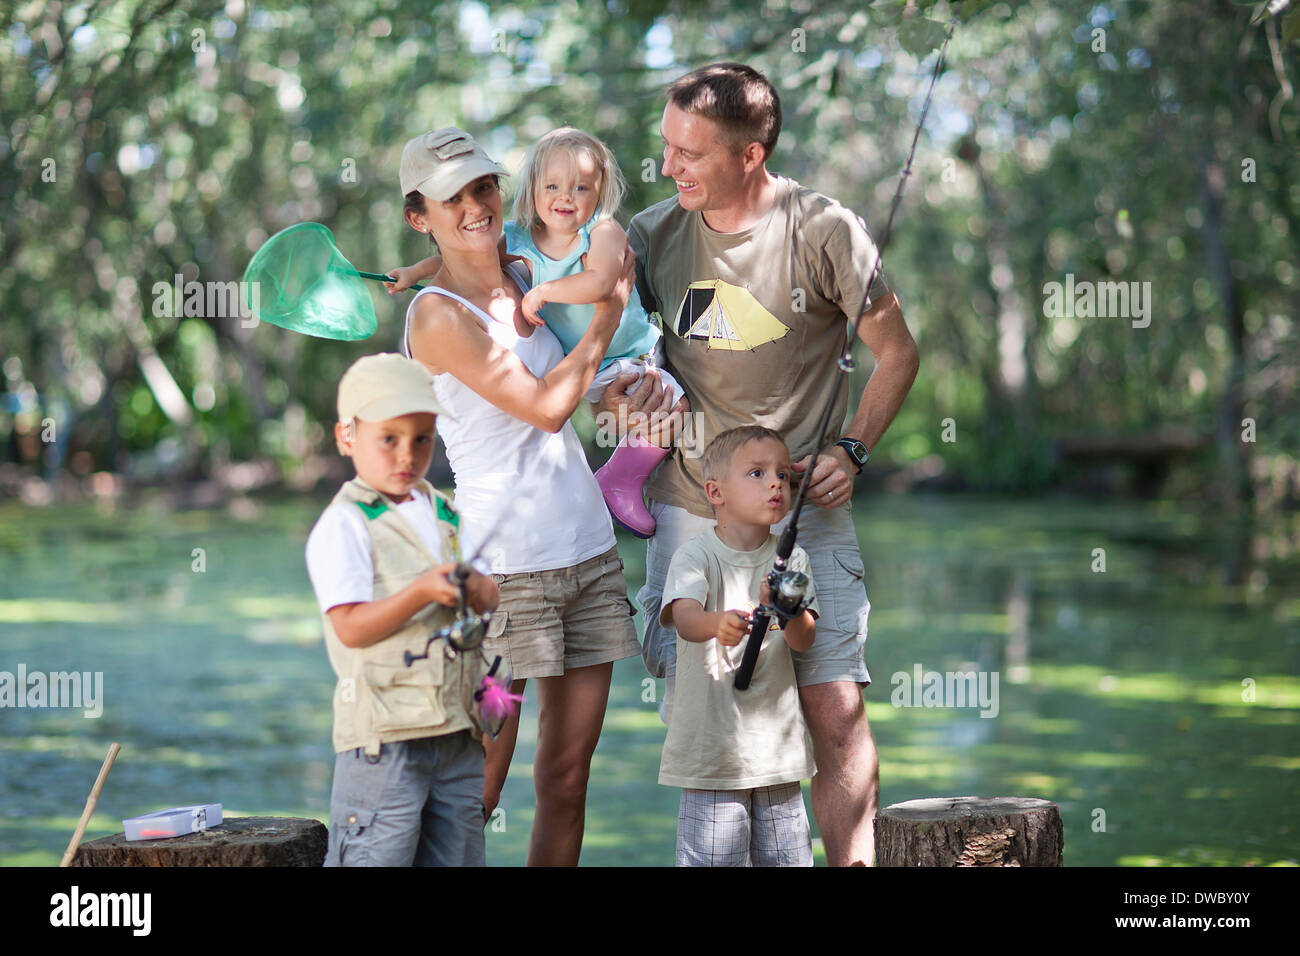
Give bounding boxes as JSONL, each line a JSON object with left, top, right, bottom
{"left": 242, "top": 222, "right": 384, "bottom": 340}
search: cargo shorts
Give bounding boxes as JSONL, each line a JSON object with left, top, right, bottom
{"left": 325, "top": 731, "right": 486, "bottom": 867}
{"left": 483, "top": 545, "right": 641, "bottom": 680}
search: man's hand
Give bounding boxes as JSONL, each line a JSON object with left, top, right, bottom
{"left": 714, "top": 609, "right": 752, "bottom": 647}
{"left": 595, "top": 368, "right": 689, "bottom": 448}
{"left": 791, "top": 444, "right": 856, "bottom": 509}
{"left": 464, "top": 570, "right": 500, "bottom": 614}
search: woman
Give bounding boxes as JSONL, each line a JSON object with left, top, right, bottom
{"left": 389, "top": 127, "right": 672, "bottom": 866}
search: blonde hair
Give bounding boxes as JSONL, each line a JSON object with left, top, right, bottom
{"left": 512, "top": 127, "right": 626, "bottom": 230}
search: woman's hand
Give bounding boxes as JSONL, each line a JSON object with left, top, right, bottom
{"left": 407, "top": 241, "right": 635, "bottom": 435}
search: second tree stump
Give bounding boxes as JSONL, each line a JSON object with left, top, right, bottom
{"left": 876, "top": 796, "right": 1063, "bottom": 867}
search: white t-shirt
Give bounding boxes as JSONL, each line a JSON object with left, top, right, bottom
{"left": 658, "top": 530, "right": 818, "bottom": 790}
{"left": 305, "top": 492, "right": 444, "bottom": 613}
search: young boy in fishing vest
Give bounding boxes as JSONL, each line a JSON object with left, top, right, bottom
{"left": 306, "top": 352, "right": 499, "bottom": 866}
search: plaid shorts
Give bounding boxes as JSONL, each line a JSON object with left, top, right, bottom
{"left": 676, "top": 782, "right": 813, "bottom": 867}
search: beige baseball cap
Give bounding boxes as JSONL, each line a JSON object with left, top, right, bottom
{"left": 336, "top": 353, "right": 450, "bottom": 422}
{"left": 400, "top": 127, "right": 509, "bottom": 201}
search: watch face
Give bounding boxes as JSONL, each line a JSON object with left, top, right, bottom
{"left": 839, "top": 440, "right": 868, "bottom": 466}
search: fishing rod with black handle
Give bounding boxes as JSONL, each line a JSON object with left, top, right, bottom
{"left": 733, "top": 22, "right": 953, "bottom": 691}
{"left": 732, "top": 489, "right": 815, "bottom": 690}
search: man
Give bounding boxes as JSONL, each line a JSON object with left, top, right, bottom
{"left": 601, "top": 62, "right": 919, "bottom": 866}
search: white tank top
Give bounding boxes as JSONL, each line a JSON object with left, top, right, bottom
{"left": 403, "top": 264, "right": 615, "bottom": 574}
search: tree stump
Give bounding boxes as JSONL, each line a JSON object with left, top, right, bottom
{"left": 70, "top": 816, "right": 327, "bottom": 867}
{"left": 876, "top": 797, "right": 1062, "bottom": 867}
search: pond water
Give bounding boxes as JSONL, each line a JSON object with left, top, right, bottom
{"left": 1, "top": 492, "right": 1296, "bottom": 866}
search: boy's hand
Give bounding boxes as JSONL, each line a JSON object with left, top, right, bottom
{"left": 420, "top": 563, "right": 462, "bottom": 608}
{"left": 714, "top": 609, "right": 752, "bottom": 647}
{"left": 759, "top": 578, "right": 771, "bottom": 607}
{"left": 464, "top": 570, "right": 500, "bottom": 614}
{"left": 521, "top": 286, "right": 548, "bottom": 326}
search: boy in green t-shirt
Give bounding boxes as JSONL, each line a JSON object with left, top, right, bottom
{"left": 658, "top": 425, "right": 818, "bottom": 866}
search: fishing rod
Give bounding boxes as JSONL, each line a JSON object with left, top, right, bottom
{"left": 735, "top": 21, "right": 955, "bottom": 691}
{"left": 399, "top": 487, "right": 530, "bottom": 733}
{"left": 403, "top": 488, "right": 522, "bottom": 665}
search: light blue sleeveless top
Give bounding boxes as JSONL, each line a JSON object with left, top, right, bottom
{"left": 504, "top": 220, "right": 660, "bottom": 368}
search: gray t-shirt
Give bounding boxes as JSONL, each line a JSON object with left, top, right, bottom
{"left": 630, "top": 175, "right": 889, "bottom": 518}
{"left": 658, "top": 530, "right": 818, "bottom": 790}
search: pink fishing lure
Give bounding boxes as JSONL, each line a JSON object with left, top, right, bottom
{"left": 477, "top": 673, "right": 524, "bottom": 721}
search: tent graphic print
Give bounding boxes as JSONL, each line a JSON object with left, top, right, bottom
{"left": 672, "top": 279, "right": 789, "bottom": 351}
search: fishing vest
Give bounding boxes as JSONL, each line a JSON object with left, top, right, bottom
{"left": 321, "top": 477, "right": 489, "bottom": 755}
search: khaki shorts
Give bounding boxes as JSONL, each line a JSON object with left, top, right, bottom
{"left": 484, "top": 545, "right": 641, "bottom": 679}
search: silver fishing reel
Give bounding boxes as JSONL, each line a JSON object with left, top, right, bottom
{"left": 404, "top": 610, "right": 493, "bottom": 665}
{"left": 766, "top": 568, "right": 811, "bottom": 624}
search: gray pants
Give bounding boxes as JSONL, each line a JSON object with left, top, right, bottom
{"left": 325, "top": 731, "right": 486, "bottom": 867}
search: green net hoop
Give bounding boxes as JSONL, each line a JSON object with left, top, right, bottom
{"left": 242, "top": 222, "right": 380, "bottom": 341}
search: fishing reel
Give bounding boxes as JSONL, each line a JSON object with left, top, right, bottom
{"left": 404, "top": 610, "right": 521, "bottom": 739}
{"left": 403, "top": 609, "right": 493, "bottom": 665}
{"left": 763, "top": 567, "right": 811, "bottom": 625}
{"left": 404, "top": 564, "right": 493, "bottom": 666}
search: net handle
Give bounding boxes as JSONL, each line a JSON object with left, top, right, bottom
{"left": 356, "top": 270, "right": 425, "bottom": 291}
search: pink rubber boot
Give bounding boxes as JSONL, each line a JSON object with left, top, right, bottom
{"left": 594, "top": 434, "right": 669, "bottom": 538}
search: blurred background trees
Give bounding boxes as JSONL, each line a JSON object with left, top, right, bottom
{"left": 1, "top": 0, "right": 1296, "bottom": 509}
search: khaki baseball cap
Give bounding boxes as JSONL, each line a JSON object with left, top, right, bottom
{"left": 400, "top": 127, "right": 509, "bottom": 201}
{"left": 336, "top": 353, "right": 450, "bottom": 422}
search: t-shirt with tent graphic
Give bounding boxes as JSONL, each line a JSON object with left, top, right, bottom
{"left": 629, "top": 174, "right": 891, "bottom": 517}
{"left": 674, "top": 279, "right": 791, "bottom": 351}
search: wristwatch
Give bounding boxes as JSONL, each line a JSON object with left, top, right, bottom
{"left": 836, "top": 438, "right": 870, "bottom": 474}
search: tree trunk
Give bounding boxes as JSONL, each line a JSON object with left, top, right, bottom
{"left": 1198, "top": 143, "right": 1253, "bottom": 517}
{"left": 876, "top": 796, "right": 1063, "bottom": 867}
{"left": 71, "top": 816, "right": 327, "bottom": 867}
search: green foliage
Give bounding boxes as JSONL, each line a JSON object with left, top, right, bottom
{"left": 0, "top": 0, "right": 1295, "bottom": 501}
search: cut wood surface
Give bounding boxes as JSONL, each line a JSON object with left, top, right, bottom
{"left": 71, "top": 816, "right": 327, "bottom": 867}
{"left": 876, "top": 796, "right": 1063, "bottom": 867}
